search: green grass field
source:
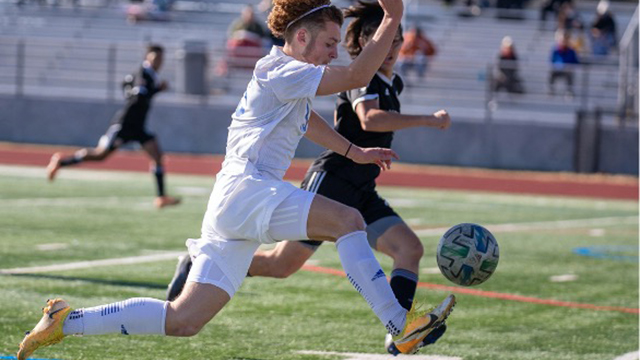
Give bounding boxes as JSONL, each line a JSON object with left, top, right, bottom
{"left": 0, "top": 165, "right": 638, "bottom": 360}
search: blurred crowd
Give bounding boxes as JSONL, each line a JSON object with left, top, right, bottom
{"left": 15, "top": 0, "right": 621, "bottom": 101}
{"left": 491, "top": 0, "right": 618, "bottom": 98}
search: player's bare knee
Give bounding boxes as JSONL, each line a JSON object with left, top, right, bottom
{"left": 407, "top": 240, "right": 424, "bottom": 263}
{"left": 396, "top": 237, "right": 424, "bottom": 263}
{"left": 335, "top": 207, "right": 365, "bottom": 237}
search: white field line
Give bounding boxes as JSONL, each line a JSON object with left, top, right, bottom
{"left": 414, "top": 216, "right": 639, "bottom": 237}
{"left": 2, "top": 216, "right": 637, "bottom": 275}
{"left": 0, "top": 197, "right": 152, "bottom": 208}
{"left": 0, "top": 251, "right": 185, "bottom": 275}
{"left": 613, "top": 351, "right": 639, "bottom": 360}
{"left": 549, "top": 274, "right": 579, "bottom": 282}
{"left": 297, "top": 350, "right": 462, "bottom": 360}
{"left": 0, "top": 164, "right": 142, "bottom": 181}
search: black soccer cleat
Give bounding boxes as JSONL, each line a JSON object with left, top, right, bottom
{"left": 166, "top": 255, "right": 193, "bottom": 301}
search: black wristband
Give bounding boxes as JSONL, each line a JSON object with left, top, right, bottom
{"left": 344, "top": 143, "right": 353, "bottom": 158}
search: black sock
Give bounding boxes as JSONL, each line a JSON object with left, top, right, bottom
{"left": 59, "top": 150, "right": 87, "bottom": 167}
{"left": 152, "top": 165, "right": 165, "bottom": 197}
{"left": 390, "top": 268, "right": 418, "bottom": 311}
{"left": 59, "top": 156, "right": 82, "bottom": 167}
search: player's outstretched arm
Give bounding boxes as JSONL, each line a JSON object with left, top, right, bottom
{"left": 316, "top": 0, "right": 403, "bottom": 96}
{"left": 305, "top": 111, "right": 398, "bottom": 170}
{"left": 356, "top": 101, "right": 452, "bottom": 132}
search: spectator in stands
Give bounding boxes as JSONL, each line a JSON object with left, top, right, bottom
{"left": 589, "top": 0, "right": 617, "bottom": 56}
{"left": 539, "top": 0, "right": 570, "bottom": 27}
{"left": 548, "top": 30, "right": 580, "bottom": 97}
{"left": 126, "top": 0, "right": 174, "bottom": 23}
{"left": 397, "top": 25, "right": 436, "bottom": 81}
{"left": 442, "top": 0, "right": 486, "bottom": 16}
{"left": 46, "top": 45, "right": 181, "bottom": 209}
{"left": 225, "top": 5, "right": 269, "bottom": 69}
{"left": 493, "top": 36, "right": 524, "bottom": 94}
{"left": 258, "top": 0, "right": 273, "bottom": 13}
{"left": 256, "top": 0, "right": 285, "bottom": 46}
{"left": 571, "top": 22, "right": 588, "bottom": 54}
{"left": 227, "top": 5, "right": 267, "bottom": 43}
{"left": 495, "top": 0, "right": 526, "bottom": 10}
{"left": 557, "top": 1, "right": 582, "bottom": 31}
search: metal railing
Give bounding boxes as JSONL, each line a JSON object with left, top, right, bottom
{"left": 2, "top": 36, "right": 637, "bottom": 127}
{"left": 618, "top": 5, "right": 639, "bottom": 125}
{"left": 484, "top": 59, "right": 637, "bottom": 125}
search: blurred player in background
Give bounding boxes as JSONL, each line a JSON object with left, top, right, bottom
{"left": 18, "top": 1, "right": 454, "bottom": 359}
{"left": 46, "top": 44, "right": 180, "bottom": 209}
{"left": 166, "top": 1, "right": 452, "bottom": 354}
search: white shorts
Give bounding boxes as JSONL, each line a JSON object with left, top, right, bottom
{"left": 267, "top": 187, "right": 315, "bottom": 241}
{"left": 187, "top": 187, "right": 316, "bottom": 297}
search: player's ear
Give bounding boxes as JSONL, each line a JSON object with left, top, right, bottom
{"left": 296, "top": 28, "right": 308, "bottom": 46}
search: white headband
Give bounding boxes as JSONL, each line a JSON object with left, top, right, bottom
{"left": 286, "top": 4, "right": 331, "bottom": 30}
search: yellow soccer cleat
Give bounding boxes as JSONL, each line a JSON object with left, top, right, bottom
{"left": 17, "top": 298, "right": 72, "bottom": 360}
{"left": 392, "top": 294, "right": 456, "bottom": 355}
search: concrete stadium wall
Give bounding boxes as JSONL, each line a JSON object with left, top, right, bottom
{"left": 0, "top": 95, "right": 637, "bottom": 175}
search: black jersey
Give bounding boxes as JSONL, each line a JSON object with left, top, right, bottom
{"left": 112, "top": 64, "right": 163, "bottom": 129}
{"left": 308, "top": 72, "right": 404, "bottom": 188}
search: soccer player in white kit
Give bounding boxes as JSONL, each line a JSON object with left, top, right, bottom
{"left": 17, "top": 0, "right": 454, "bottom": 358}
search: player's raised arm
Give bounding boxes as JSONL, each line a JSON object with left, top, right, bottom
{"left": 316, "top": 0, "right": 403, "bottom": 96}
{"left": 305, "top": 110, "right": 398, "bottom": 170}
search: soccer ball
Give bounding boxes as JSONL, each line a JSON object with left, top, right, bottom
{"left": 436, "top": 223, "right": 499, "bottom": 286}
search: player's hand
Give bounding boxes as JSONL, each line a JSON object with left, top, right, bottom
{"left": 348, "top": 146, "right": 399, "bottom": 171}
{"left": 433, "top": 110, "right": 451, "bottom": 130}
{"left": 159, "top": 81, "right": 169, "bottom": 91}
{"left": 378, "top": 0, "right": 403, "bottom": 21}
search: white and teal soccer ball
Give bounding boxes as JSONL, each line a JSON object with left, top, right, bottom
{"left": 436, "top": 223, "right": 499, "bottom": 286}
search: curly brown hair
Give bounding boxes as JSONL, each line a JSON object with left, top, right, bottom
{"left": 343, "top": 0, "right": 403, "bottom": 59}
{"left": 268, "top": 0, "right": 343, "bottom": 42}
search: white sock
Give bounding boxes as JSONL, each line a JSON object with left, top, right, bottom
{"left": 63, "top": 298, "right": 167, "bottom": 336}
{"left": 336, "top": 231, "right": 407, "bottom": 336}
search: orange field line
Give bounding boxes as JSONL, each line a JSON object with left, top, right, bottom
{"left": 300, "top": 265, "right": 640, "bottom": 315}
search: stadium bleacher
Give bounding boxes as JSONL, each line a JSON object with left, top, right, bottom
{"left": 0, "top": 0, "right": 636, "bottom": 124}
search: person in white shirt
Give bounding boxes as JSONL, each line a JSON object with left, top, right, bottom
{"left": 17, "top": 1, "right": 454, "bottom": 359}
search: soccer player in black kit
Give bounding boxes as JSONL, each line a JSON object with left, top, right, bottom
{"left": 47, "top": 45, "right": 180, "bottom": 209}
{"left": 166, "top": 1, "right": 451, "bottom": 352}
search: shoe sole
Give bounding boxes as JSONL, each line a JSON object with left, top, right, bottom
{"left": 394, "top": 295, "right": 456, "bottom": 354}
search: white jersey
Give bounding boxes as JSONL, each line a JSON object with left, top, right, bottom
{"left": 200, "top": 46, "right": 325, "bottom": 244}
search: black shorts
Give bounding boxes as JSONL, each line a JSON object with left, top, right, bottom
{"left": 300, "top": 170, "right": 402, "bottom": 249}
{"left": 100, "top": 104, "right": 155, "bottom": 149}
{"left": 99, "top": 124, "right": 155, "bottom": 151}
